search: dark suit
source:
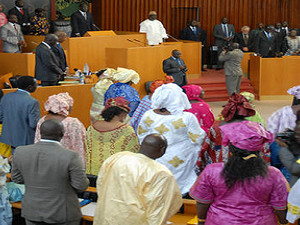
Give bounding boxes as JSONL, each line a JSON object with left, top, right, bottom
{"left": 163, "top": 57, "right": 187, "bottom": 87}
{"left": 233, "top": 32, "right": 255, "bottom": 52}
{"left": 274, "top": 29, "right": 286, "bottom": 52}
{"left": 71, "top": 10, "right": 96, "bottom": 37}
{"left": 8, "top": 7, "right": 30, "bottom": 34}
{"left": 12, "top": 141, "right": 89, "bottom": 224}
{"left": 51, "top": 43, "right": 68, "bottom": 72}
{"left": 255, "top": 31, "right": 279, "bottom": 57}
{"left": 0, "top": 90, "right": 40, "bottom": 147}
{"left": 35, "top": 43, "right": 64, "bottom": 85}
{"left": 213, "top": 23, "right": 235, "bottom": 68}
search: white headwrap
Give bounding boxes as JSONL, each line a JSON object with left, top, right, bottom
{"left": 287, "top": 85, "right": 300, "bottom": 99}
{"left": 287, "top": 178, "right": 300, "bottom": 223}
{"left": 151, "top": 83, "right": 191, "bottom": 115}
{"left": 113, "top": 67, "right": 140, "bottom": 84}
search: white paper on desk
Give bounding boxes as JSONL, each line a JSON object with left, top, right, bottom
{"left": 81, "top": 202, "right": 97, "bottom": 217}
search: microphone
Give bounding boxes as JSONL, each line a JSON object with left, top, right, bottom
{"left": 92, "top": 24, "right": 101, "bottom": 31}
{"left": 167, "top": 34, "right": 180, "bottom": 42}
{"left": 133, "top": 39, "right": 147, "bottom": 46}
{"left": 126, "top": 39, "right": 143, "bottom": 47}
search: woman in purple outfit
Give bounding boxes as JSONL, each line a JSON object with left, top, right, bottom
{"left": 190, "top": 121, "right": 289, "bottom": 225}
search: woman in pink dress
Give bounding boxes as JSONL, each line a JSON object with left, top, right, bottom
{"left": 0, "top": 4, "right": 8, "bottom": 52}
{"left": 35, "top": 93, "right": 86, "bottom": 166}
{"left": 182, "top": 84, "right": 214, "bottom": 133}
{"left": 190, "top": 121, "right": 288, "bottom": 225}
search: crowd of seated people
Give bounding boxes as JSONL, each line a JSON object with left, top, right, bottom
{"left": 0, "top": 68, "right": 299, "bottom": 224}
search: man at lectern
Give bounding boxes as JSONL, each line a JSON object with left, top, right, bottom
{"left": 139, "top": 11, "right": 168, "bottom": 45}
{"left": 71, "top": 2, "right": 97, "bottom": 37}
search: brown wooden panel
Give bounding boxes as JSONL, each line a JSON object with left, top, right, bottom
{"left": 92, "top": 0, "right": 300, "bottom": 49}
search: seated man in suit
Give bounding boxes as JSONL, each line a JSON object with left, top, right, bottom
{"left": 94, "top": 134, "right": 182, "bottom": 225}
{"left": 0, "top": 76, "right": 40, "bottom": 151}
{"left": 163, "top": 49, "right": 187, "bottom": 87}
{"left": 180, "top": 20, "right": 207, "bottom": 71}
{"left": 0, "top": 14, "right": 27, "bottom": 53}
{"left": 35, "top": 34, "right": 64, "bottom": 86}
{"left": 52, "top": 31, "right": 68, "bottom": 79}
{"left": 8, "top": 0, "right": 30, "bottom": 34}
{"left": 234, "top": 26, "right": 255, "bottom": 52}
{"left": 255, "top": 25, "right": 280, "bottom": 58}
{"left": 213, "top": 17, "right": 235, "bottom": 70}
{"left": 71, "top": 3, "right": 97, "bottom": 37}
{"left": 12, "top": 119, "right": 89, "bottom": 225}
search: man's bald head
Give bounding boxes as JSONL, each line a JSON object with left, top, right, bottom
{"left": 140, "top": 134, "right": 167, "bottom": 159}
{"left": 40, "top": 119, "right": 64, "bottom": 141}
{"left": 44, "top": 34, "right": 58, "bottom": 46}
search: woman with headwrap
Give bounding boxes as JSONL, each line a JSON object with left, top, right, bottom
{"left": 137, "top": 83, "right": 206, "bottom": 195}
{"left": 190, "top": 121, "right": 288, "bottom": 225}
{"left": 130, "top": 76, "right": 174, "bottom": 133}
{"left": 104, "top": 67, "right": 140, "bottom": 117}
{"left": 35, "top": 93, "right": 86, "bottom": 166}
{"left": 196, "top": 93, "right": 256, "bottom": 174}
{"left": 90, "top": 68, "right": 115, "bottom": 122}
{"left": 85, "top": 97, "right": 140, "bottom": 176}
{"left": 268, "top": 85, "right": 300, "bottom": 135}
{"left": 182, "top": 85, "right": 215, "bottom": 133}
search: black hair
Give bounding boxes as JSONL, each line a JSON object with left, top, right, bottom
{"left": 101, "top": 106, "right": 127, "bottom": 122}
{"left": 0, "top": 89, "right": 3, "bottom": 100}
{"left": 35, "top": 8, "right": 45, "bottom": 14}
{"left": 145, "top": 81, "right": 152, "bottom": 94}
{"left": 16, "top": 76, "right": 36, "bottom": 90}
{"left": 292, "top": 96, "right": 300, "bottom": 106}
{"left": 222, "top": 144, "right": 268, "bottom": 189}
{"left": 96, "top": 69, "right": 106, "bottom": 78}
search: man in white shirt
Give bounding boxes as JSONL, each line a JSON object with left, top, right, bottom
{"left": 139, "top": 11, "right": 168, "bottom": 45}
{"left": 0, "top": 14, "right": 26, "bottom": 53}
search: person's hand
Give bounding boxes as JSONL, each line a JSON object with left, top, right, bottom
{"left": 179, "top": 65, "right": 186, "bottom": 70}
{"left": 243, "top": 47, "right": 249, "bottom": 51}
{"left": 7, "top": 156, "right": 13, "bottom": 163}
{"left": 276, "top": 138, "right": 288, "bottom": 148}
{"left": 227, "top": 36, "right": 232, "bottom": 41}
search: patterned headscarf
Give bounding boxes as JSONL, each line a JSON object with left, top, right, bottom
{"left": 240, "top": 91, "right": 255, "bottom": 103}
{"left": 113, "top": 67, "right": 140, "bottom": 84}
{"left": 149, "top": 76, "right": 174, "bottom": 93}
{"left": 104, "top": 97, "right": 130, "bottom": 112}
{"left": 151, "top": 83, "right": 191, "bottom": 115}
{"left": 220, "top": 121, "right": 274, "bottom": 152}
{"left": 44, "top": 92, "right": 74, "bottom": 117}
{"left": 287, "top": 85, "right": 300, "bottom": 99}
{"left": 182, "top": 84, "right": 203, "bottom": 101}
{"left": 221, "top": 93, "right": 256, "bottom": 122}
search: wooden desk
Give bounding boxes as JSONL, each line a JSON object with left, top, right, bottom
{"left": 241, "top": 52, "right": 253, "bottom": 76}
{"left": 249, "top": 55, "right": 299, "bottom": 100}
{"left": 0, "top": 53, "right": 35, "bottom": 76}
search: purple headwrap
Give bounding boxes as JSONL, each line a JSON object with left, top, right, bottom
{"left": 220, "top": 121, "right": 274, "bottom": 151}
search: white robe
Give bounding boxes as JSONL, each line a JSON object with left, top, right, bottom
{"left": 139, "top": 19, "right": 168, "bottom": 45}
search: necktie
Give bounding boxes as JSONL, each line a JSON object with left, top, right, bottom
{"left": 84, "top": 13, "right": 87, "bottom": 20}
{"left": 267, "top": 32, "right": 271, "bottom": 41}
{"left": 193, "top": 27, "right": 197, "bottom": 35}
{"left": 224, "top": 24, "right": 229, "bottom": 38}
{"left": 244, "top": 34, "right": 248, "bottom": 45}
{"left": 13, "top": 24, "right": 18, "bottom": 35}
{"left": 20, "top": 8, "right": 24, "bottom": 15}
{"left": 176, "top": 58, "right": 181, "bottom": 65}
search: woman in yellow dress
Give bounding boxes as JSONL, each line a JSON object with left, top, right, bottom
{"left": 85, "top": 97, "right": 140, "bottom": 175}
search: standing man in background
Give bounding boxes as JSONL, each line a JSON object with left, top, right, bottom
{"left": 139, "top": 11, "right": 168, "bottom": 45}
{"left": 35, "top": 34, "right": 64, "bottom": 86}
{"left": 234, "top": 26, "right": 255, "bottom": 52}
{"left": 8, "top": 0, "right": 30, "bottom": 34}
{"left": 0, "top": 76, "right": 40, "bottom": 151}
{"left": 255, "top": 25, "right": 279, "bottom": 58}
{"left": 180, "top": 20, "right": 207, "bottom": 71}
{"left": 0, "top": 14, "right": 27, "bottom": 53}
{"left": 52, "top": 31, "right": 68, "bottom": 79}
{"left": 163, "top": 49, "right": 187, "bottom": 87}
{"left": 71, "top": 3, "right": 97, "bottom": 37}
{"left": 218, "top": 43, "right": 244, "bottom": 95}
{"left": 213, "top": 17, "right": 235, "bottom": 70}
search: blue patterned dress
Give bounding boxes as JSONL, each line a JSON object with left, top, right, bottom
{"left": 0, "top": 157, "right": 12, "bottom": 225}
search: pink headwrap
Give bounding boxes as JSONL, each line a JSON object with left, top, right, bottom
{"left": 104, "top": 97, "right": 130, "bottom": 112}
{"left": 44, "top": 92, "right": 74, "bottom": 117}
{"left": 182, "top": 84, "right": 203, "bottom": 101}
{"left": 220, "top": 121, "right": 274, "bottom": 151}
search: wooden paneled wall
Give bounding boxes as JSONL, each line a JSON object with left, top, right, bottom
{"left": 92, "top": 0, "right": 300, "bottom": 47}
